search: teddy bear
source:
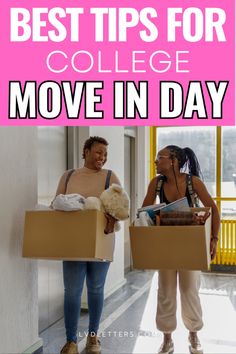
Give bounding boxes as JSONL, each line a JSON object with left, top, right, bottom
{"left": 84, "top": 184, "right": 130, "bottom": 232}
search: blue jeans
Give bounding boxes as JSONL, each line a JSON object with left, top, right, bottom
{"left": 63, "top": 261, "right": 110, "bottom": 343}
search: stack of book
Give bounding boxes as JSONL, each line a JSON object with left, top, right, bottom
{"left": 137, "top": 197, "right": 190, "bottom": 224}
{"left": 137, "top": 198, "right": 210, "bottom": 226}
{"left": 160, "top": 210, "right": 193, "bottom": 225}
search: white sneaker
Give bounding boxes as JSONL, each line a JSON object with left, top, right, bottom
{"left": 158, "top": 339, "right": 174, "bottom": 354}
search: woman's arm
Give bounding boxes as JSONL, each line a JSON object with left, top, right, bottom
{"left": 55, "top": 171, "right": 69, "bottom": 196}
{"left": 142, "top": 177, "right": 158, "bottom": 207}
{"left": 50, "top": 171, "right": 69, "bottom": 208}
{"left": 192, "top": 176, "right": 221, "bottom": 260}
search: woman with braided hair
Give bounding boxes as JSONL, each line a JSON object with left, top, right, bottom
{"left": 142, "top": 145, "right": 220, "bottom": 354}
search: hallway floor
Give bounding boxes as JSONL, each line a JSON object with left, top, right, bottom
{"left": 41, "top": 270, "right": 236, "bottom": 354}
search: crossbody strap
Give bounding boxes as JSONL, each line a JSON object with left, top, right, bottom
{"left": 155, "top": 175, "right": 165, "bottom": 199}
{"left": 155, "top": 174, "right": 200, "bottom": 207}
{"left": 64, "top": 169, "right": 75, "bottom": 193}
{"left": 105, "top": 170, "right": 112, "bottom": 190}
{"left": 186, "top": 174, "right": 200, "bottom": 207}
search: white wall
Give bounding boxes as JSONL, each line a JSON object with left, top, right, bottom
{"left": 37, "top": 127, "right": 68, "bottom": 332}
{"left": 0, "top": 127, "right": 41, "bottom": 353}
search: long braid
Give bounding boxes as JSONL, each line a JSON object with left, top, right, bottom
{"left": 166, "top": 145, "right": 185, "bottom": 196}
{"left": 172, "top": 163, "right": 181, "bottom": 197}
{"left": 166, "top": 145, "right": 203, "bottom": 178}
{"left": 183, "top": 147, "right": 203, "bottom": 179}
{"left": 165, "top": 145, "right": 203, "bottom": 195}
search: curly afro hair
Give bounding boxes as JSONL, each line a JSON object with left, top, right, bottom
{"left": 82, "top": 136, "right": 108, "bottom": 159}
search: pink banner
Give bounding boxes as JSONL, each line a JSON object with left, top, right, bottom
{"left": 0, "top": 0, "right": 235, "bottom": 126}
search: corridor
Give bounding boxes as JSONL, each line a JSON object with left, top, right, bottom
{"left": 41, "top": 270, "right": 236, "bottom": 354}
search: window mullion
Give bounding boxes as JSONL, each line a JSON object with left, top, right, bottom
{"left": 216, "top": 126, "right": 222, "bottom": 211}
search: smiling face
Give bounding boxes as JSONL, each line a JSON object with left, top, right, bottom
{"left": 155, "top": 148, "right": 173, "bottom": 174}
{"left": 84, "top": 142, "right": 107, "bottom": 170}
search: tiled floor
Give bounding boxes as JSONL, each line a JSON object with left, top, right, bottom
{"left": 41, "top": 270, "right": 236, "bottom": 354}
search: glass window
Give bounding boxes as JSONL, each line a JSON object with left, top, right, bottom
{"left": 222, "top": 127, "right": 236, "bottom": 198}
{"left": 156, "top": 127, "right": 216, "bottom": 196}
{"left": 221, "top": 201, "right": 236, "bottom": 219}
{"left": 221, "top": 127, "right": 236, "bottom": 219}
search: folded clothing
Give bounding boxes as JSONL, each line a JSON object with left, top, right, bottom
{"left": 52, "top": 194, "right": 85, "bottom": 211}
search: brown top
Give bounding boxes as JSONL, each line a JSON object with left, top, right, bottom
{"left": 56, "top": 167, "right": 121, "bottom": 198}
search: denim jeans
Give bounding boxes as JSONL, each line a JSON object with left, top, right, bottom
{"left": 63, "top": 260, "right": 110, "bottom": 343}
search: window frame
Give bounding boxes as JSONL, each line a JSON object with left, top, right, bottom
{"left": 150, "top": 126, "right": 236, "bottom": 215}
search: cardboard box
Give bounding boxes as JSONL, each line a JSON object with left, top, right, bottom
{"left": 23, "top": 210, "right": 115, "bottom": 261}
{"left": 130, "top": 207, "right": 211, "bottom": 271}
